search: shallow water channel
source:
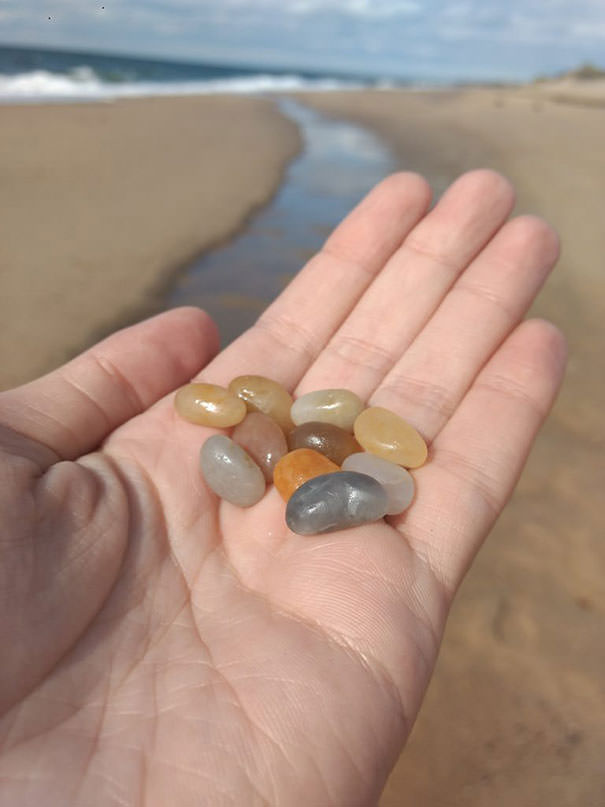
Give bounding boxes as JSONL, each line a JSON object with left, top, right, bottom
{"left": 166, "top": 98, "right": 396, "bottom": 345}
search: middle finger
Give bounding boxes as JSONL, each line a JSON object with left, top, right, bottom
{"left": 297, "top": 170, "right": 514, "bottom": 397}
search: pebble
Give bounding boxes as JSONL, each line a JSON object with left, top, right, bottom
{"left": 286, "top": 471, "right": 389, "bottom": 535}
{"left": 200, "top": 434, "right": 265, "bottom": 507}
{"left": 273, "top": 448, "right": 339, "bottom": 501}
{"left": 231, "top": 412, "right": 288, "bottom": 482}
{"left": 177, "top": 378, "right": 426, "bottom": 530}
{"left": 354, "top": 406, "right": 428, "bottom": 468}
{"left": 175, "top": 383, "right": 247, "bottom": 427}
{"left": 229, "top": 375, "right": 294, "bottom": 432}
{"left": 290, "top": 388, "right": 364, "bottom": 431}
{"left": 287, "top": 421, "right": 361, "bottom": 465}
{"left": 342, "top": 452, "right": 415, "bottom": 515}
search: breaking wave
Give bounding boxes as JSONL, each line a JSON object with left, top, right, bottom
{"left": 0, "top": 65, "right": 364, "bottom": 103}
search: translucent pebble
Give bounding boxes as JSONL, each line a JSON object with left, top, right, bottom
{"left": 342, "top": 452, "right": 415, "bottom": 515}
{"left": 228, "top": 375, "right": 294, "bottom": 432}
{"left": 273, "top": 448, "right": 339, "bottom": 501}
{"left": 231, "top": 412, "right": 288, "bottom": 482}
{"left": 286, "top": 471, "right": 388, "bottom": 535}
{"left": 354, "top": 406, "right": 428, "bottom": 468}
{"left": 200, "top": 435, "right": 265, "bottom": 507}
{"left": 175, "top": 383, "right": 246, "bottom": 427}
{"left": 290, "top": 388, "right": 364, "bottom": 431}
{"left": 287, "top": 421, "right": 361, "bottom": 465}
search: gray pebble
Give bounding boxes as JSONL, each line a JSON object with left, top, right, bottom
{"left": 286, "top": 471, "right": 388, "bottom": 535}
{"left": 200, "top": 434, "right": 265, "bottom": 507}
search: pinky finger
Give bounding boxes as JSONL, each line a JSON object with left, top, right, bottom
{"left": 396, "top": 318, "right": 567, "bottom": 594}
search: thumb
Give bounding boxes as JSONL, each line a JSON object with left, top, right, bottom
{"left": 0, "top": 307, "right": 219, "bottom": 465}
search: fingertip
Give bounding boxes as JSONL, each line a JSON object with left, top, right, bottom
{"left": 449, "top": 169, "right": 516, "bottom": 213}
{"left": 324, "top": 171, "right": 433, "bottom": 267}
{"left": 520, "top": 317, "right": 569, "bottom": 376}
{"left": 504, "top": 215, "right": 561, "bottom": 266}
{"left": 374, "top": 171, "right": 433, "bottom": 211}
{"left": 164, "top": 306, "right": 221, "bottom": 364}
{"left": 494, "top": 318, "right": 569, "bottom": 413}
{"left": 122, "top": 306, "right": 220, "bottom": 383}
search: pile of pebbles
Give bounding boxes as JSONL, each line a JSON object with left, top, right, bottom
{"left": 174, "top": 375, "right": 427, "bottom": 535}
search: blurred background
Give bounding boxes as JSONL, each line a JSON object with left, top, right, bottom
{"left": 1, "top": 2, "right": 604, "bottom": 804}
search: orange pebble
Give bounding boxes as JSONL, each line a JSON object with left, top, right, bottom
{"left": 273, "top": 448, "right": 339, "bottom": 501}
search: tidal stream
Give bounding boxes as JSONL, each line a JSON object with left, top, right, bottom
{"left": 166, "top": 98, "right": 396, "bottom": 344}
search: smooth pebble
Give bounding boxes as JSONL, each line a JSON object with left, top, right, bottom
{"left": 290, "top": 388, "right": 364, "bottom": 430}
{"left": 175, "top": 383, "right": 246, "bottom": 427}
{"left": 354, "top": 406, "right": 428, "bottom": 468}
{"left": 200, "top": 434, "right": 265, "bottom": 507}
{"left": 229, "top": 375, "right": 294, "bottom": 432}
{"left": 273, "top": 448, "right": 339, "bottom": 501}
{"left": 231, "top": 412, "right": 288, "bottom": 482}
{"left": 342, "top": 452, "right": 415, "bottom": 514}
{"left": 287, "top": 421, "right": 361, "bottom": 465}
{"left": 286, "top": 471, "right": 388, "bottom": 535}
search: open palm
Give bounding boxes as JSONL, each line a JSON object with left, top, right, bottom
{"left": 0, "top": 171, "right": 566, "bottom": 806}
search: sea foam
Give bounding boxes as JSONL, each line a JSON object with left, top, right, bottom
{"left": 0, "top": 67, "right": 362, "bottom": 103}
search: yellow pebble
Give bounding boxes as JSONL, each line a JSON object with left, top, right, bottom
{"left": 175, "top": 383, "right": 247, "bottom": 427}
{"left": 229, "top": 375, "right": 294, "bottom": 432}
{"left": 354, "top": 406, "right": 428, "bottom": 468}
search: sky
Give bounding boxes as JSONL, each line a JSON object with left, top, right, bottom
{"left": 0, "top": 0, "right": 604, "bottom": 81}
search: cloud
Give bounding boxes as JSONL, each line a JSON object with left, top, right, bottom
{"left": 1, "top": 0, "right": 605, "bottom": 82}
{"left": 288, "top": 0, "right": 421, "bottom": 17}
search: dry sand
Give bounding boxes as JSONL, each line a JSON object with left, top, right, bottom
{"left": 0, "top": 95, "right": 300, "bottom": 389}
{"left": 302, "top": 87, "right": 605, "bottom": 806}
{"left": 1, "top": 88, "right": 603, "bottom": 804}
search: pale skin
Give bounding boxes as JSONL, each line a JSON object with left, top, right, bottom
{"left": 0, "top": 171, "right": 566, "bottom": 806}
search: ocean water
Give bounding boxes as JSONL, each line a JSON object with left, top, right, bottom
{"left": 0, "top": 44, "right": 388, "bottom": 102}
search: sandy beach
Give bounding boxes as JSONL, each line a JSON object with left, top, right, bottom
{"left": 0, "top": 95, "right": 300, "bottom": 389}
{"left": 1, "top": 86, "right": 604, "bottom": 804}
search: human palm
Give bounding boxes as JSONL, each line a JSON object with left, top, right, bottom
{"left": 0, "top": 171, "right": 565, "bottom": 806}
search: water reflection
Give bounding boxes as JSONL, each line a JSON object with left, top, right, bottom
{"left": 166, "top": 99, "right": 395, "bottom": 345}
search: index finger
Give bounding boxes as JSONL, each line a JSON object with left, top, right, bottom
{"left": 205, "top": 172, "right": 431, "bottom": 388}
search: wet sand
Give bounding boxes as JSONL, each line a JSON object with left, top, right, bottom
{"left": 0, "top": 95, "right": 300, "bottom": 389}
{"left": 302, "top": 87, "right": 605, "bottom": 806}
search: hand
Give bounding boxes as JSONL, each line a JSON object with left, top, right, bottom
{"left": 0, "top": 171, "right": 566, "bottom": 806}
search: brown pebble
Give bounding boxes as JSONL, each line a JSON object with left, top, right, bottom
{"left": 288, "top": 421, "right": 361, "bottom": 465}
{"left": 232, "top": 412, "right": 288, "bottom": 482}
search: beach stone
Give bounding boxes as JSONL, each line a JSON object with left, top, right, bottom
{"left": 273, "top": 448, "right": 339, "bottom": 501}
{"left": 229, "top": 375, "right": 294, "bottom": 432}
{"left": 200, "top": 435, "right": 266, "bottom": 507}
{"left": 354, "top": 406, "right": 428, "bottom": 468}
{"left": 342, "top": 452, "right": 415, "bottom": 515}
{"left": 231, "top": 411, "right": 288, "bottom": 482}
{"left": 175, "top": 382, "right": 247, "bottom": 427}
{"left": 290, "top": 388, "right": 364, "bottom": 430}
{"left": 286, "top": 471, "right": 389, "bottom": 535}
{"left": 287, "top": 421, "right": 361, "bottom": 465}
